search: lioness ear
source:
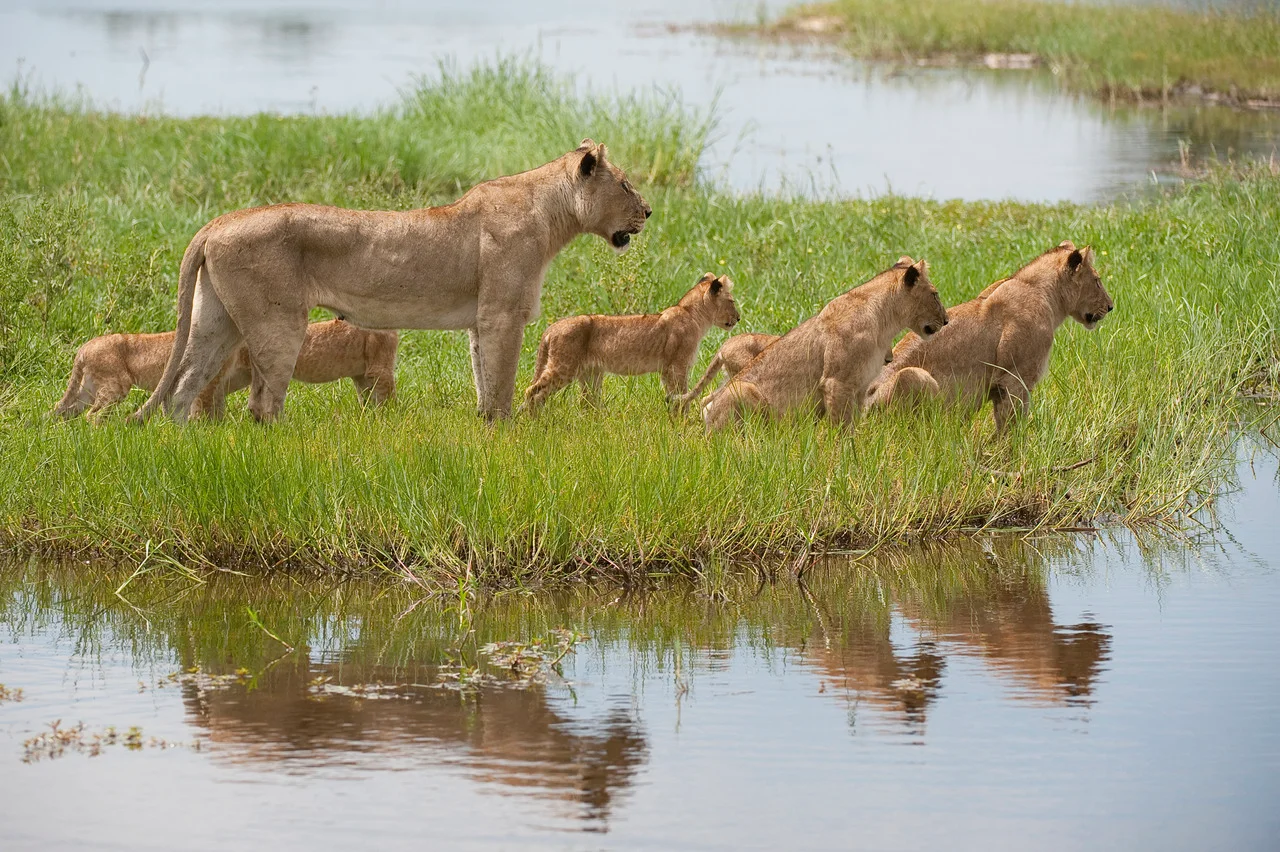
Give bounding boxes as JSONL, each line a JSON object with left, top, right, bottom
{"left": 903, "top": 265, "right": 920, "bottom": 287}
{"left": 1058, "top": 239, "right": 1077, "bottom": 251}
{"left": 579, "top": 149, "right": 597, "bottom": 178}
{"left": 1067, "top": 248, "right": 1085, "bottom": 270}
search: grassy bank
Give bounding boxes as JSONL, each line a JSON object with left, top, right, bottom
{"left": 757, "top": 0, "right": 1280, "bottom": 105}
{"left": 1, "top": 62, "right": 1278, "bottom": 581}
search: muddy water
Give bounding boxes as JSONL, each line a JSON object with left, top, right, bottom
{"left": 2, "top": 0, "right": 1279, "bottom": 201}
{"left": 1, "top": 446, "right": 1277, "bottom": 850}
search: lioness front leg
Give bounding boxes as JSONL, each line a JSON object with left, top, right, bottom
{"left": 475, "top": 314, "right": 525, "bottom": 421}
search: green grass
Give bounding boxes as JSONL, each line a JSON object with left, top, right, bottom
{"left": 0, "top": 60, "right": 1277, "bottom": 582}
{"left": 763, "top": 0, "right": 1280, "bottom": 104}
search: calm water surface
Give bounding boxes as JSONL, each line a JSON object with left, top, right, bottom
{"left": 1, "top": 447, "right": 1277, "bottom": 850}
{"left": 1, "top": 0, "right": 1278, "bottom": 201}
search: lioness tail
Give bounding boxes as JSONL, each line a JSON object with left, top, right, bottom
{"left": 131, "top": 227, "right": 209, "bottom": 423}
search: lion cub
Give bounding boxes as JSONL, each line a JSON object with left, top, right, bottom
{"left": 523, "top": 272, "right": 740, "bottom": 411}
{"left": 866, "top": 241, "right": 1113, "bottom": 431}
{"left": 54, "top": 319, "right": 397, "bottom": 420}
{"left": 679, "top": 334, "right": 895, "bottom": 412}
{"left": 703, "top": 257, "right": 947, "bottom": 432}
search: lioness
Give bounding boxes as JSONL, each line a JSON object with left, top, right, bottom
{"left": 865, "top": 241, "right": 1113, "bottom": 431}
{"left": 702, "top": 257, "right": 947, "bottom": 432}
{"left": 678, "top": 334, "right": 895, "bottom": 412}
{"left": 133, "top": 140, "right": 650, "bottom": 425}
{"left": 54, "top": 320, "right": 397, "bottom": 421}
{"left": 523, "top": 272, "right": 740, "bottom": 411}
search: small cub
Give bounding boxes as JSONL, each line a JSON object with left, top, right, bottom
{"left": 54, "top": 319, "right": 397, "bottom": 421}
{"left": 703, "top": 257, "right": 947, "bottom": 432}
{"left": 677, "top": 333, "right": 778, "bottom": 412}
{"left": 523, "top": 272, "right": 740, "bottom": 411}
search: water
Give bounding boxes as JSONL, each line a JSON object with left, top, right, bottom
{"left": 1, "top": 445, "right": 1277, "bottom": 850}
{"left": 2, "top": 0, "right": 1279, "bottom": 201}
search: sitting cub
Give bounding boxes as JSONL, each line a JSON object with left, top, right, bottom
{"left": 523, "top": 272, "right": 739, "bottom": 411}
{"left": 54, "top": 319, "right": 397, "bottom": 420}
{"left": 676, "top": 333, "right": 778, "bottom": 412}
{"left": 703, "top": 257, "right": 947, "bottom": 432}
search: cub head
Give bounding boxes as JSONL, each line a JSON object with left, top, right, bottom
{"left": 1055, "top": 240, "right": 1113, "bottom": 330}
{"left": 894, "top": 256, "right": 948, "bottom": 338}
{"left": 572, "top": 139, "right": 652, "bottom": 254}
{"left": 696, "top": 272, "right": 740, "bottom": 329}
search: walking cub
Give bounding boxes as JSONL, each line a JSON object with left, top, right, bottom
{"left": 54, "top": 319, "right": 397, "bottom": 421}
{"left": 523, "top": 272, "right": 739, "bottom": 411}
{"left": 703, "top": 257, "right": 947, "bottom": 432}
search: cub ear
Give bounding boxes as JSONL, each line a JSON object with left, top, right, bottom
{"left": 913, "top": 258, "right": 928, "bottom": 274}
{"left": 709, "top": 278, "right": 723, "bottom": 295}
{"left": 896, "top": 255, "right": 915, "bottom": 267}
{"left": 903, "top": 265, "right": 920, "bottom": 287}
{"left": 577, "top": 138, "right": 597, "bottom": 151}
{"left": 1058, "top": 239, "right": 1077, "bottom": 251}
{"left": 579, "top": 149, "right": 597, "bottom": 178}
{"left": 1067, "top": 248, "right": 1086, "bottom": 270}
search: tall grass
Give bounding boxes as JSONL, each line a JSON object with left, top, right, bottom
{"left": 767, "top": 0, "right": 1280, "bottom": 103}
{"left": 0, "top": 61, "right": 1277, "bottom": 580}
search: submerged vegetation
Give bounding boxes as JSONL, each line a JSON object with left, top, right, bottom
{"left": 759, "top": 0, "right": 1280, "bottom": 105}
{"left": 0, "top": 60, "right": 1277, "bottom": 580}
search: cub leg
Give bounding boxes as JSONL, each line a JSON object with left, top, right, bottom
{"left": 990, "top": 382, "right": 1030, "bottom": 433}
{"left": 677, "top": 353, "right": 723, "bottom": 413}
{"left": 578, "top": 369, "right": 603, "bottom": 408}
{"left": 53, "top": 360, "right": 93, "bottom": 419}
{"left": 85, "top": 379, "right": 133, "bottom": 421}
{"left": 660, "top": 361, "right": 690, "bottom": 401}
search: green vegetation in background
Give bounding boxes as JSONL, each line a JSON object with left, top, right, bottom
{"left": 764, "top": 0, "right": 1280, "bottom": 104}
{"left": 0, "top": 61, "right": 1277, "bottom": 581}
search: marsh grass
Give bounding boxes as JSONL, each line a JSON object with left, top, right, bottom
{"left": 764, "top": 0, "right": 1280, "bottom": 104}
{"left": 0, "top": 62, "right": 1277, "bottom": 580}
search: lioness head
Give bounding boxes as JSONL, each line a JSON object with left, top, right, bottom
{"left": 1055, "top": 240, "right": 1113, "bottom": 330}
{"left": 894, "top": 256, "right": 949, "bottom": 338}
{"left": 694, "top": 272, "right": 740, "bottom": 329}
{"left": 572, "top": 139, "right": 651, "bottom": 254}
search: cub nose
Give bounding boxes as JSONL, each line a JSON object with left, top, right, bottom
{"left": 643, "top": 205, "right": 653, "bottom": 219}
{"left": 943, "top": 318, "right": 949, "bottom": 326}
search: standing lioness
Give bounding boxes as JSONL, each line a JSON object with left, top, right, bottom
{"left": 866, "top": 241, "right": 1113, "bottom": 431}
{"left": 133, "top": 139, "right": 650, "bottom": 424}
{"left": 703, "top": 257, "right": 948, "bottom": 432}
{"left": 54, "top": 319, "right": 398, "bottom": 420}
{"left": 523, "top": 272, "right": 740, "bottom": 411}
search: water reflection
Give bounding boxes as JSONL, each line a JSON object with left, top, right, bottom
{"left": 2, "top": 0, "right": 1277, "bottom": 200}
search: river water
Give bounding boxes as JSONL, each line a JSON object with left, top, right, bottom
{"left": 1, "top": 444, "right": 1277, "bottom": 850}
{"left": 1, "top": 0, "right": 1278, "bottom": 201}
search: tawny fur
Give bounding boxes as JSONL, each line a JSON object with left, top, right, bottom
{"left": 133, "top": 139, "right": 649, "bottom": 425}
{"left": 703, "top": 257, "right": 948, "bottom": 432}
{"left": 54, "top": 320, "right": 397, "bottom": 421}
{"left": 523, "top": 273, "right": 740, "bottom": 411}
{"left": 679, "top": 334, "right": 895, "bottom": 413}
{"left": 676, "top": 332, "right": 778, "bottom": 412}
{"left": 866, "top": 241, "right": 1113, "bottom": 432}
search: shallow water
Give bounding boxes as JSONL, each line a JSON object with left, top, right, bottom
{"left": 1, "top": 444, "right": 1277, "bottom": 850}
{"left": 2, "top": 0, "right": 1279, "bottom": 201}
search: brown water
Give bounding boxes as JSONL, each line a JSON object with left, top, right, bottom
{"left": 1, "top": 444, "right": 1277, "bottom": 850}
{"left": 2, "top": 0, "right": 1278, "bottom": 201}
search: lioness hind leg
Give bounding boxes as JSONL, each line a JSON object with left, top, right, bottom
{"left": 167, "top": 283, "right": 243, "bottom": 424}
{"left": 468, "top": 328, "right": 487, "bottom": 413}
{"left": 243, "top": 320, "right": 308, "bottom": 423}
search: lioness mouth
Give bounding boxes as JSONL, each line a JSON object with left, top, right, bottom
{"left": 611, "top": 231, "right": 633, "bottom": 249}
{"left": 923, "top": 324, "right": 939, "bottom": 336}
